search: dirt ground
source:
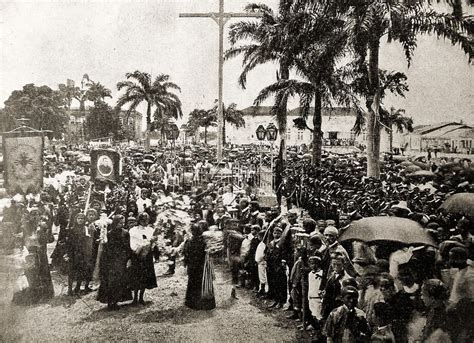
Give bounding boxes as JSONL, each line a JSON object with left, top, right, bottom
{"left": 0, "top": 248, "right": 309, "bottom": 343}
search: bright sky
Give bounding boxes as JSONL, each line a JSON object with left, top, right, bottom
{"left": 0, "top": 0, "right": 472, "bottom": 129}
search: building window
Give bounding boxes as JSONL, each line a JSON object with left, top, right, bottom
{"left": 329, "top": 132, "right": 338, "bottom": 140}
{"left": 297, "top": 130, "right": 304, "bottom": 141}
{"left": 287, "top": 128, "right": 291, "bottom": 141}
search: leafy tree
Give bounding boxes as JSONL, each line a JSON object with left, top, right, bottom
{"left": 2, "top": 83, "right": 68, "bottom": 138}
{"left": 58, "top": 83, "right": 81, "bottom": 110}
{"left": 116, "top": 71, "right": 182, "bottom": 131}
{"left": 84, "top": 102, "right": 121, "bottom": 140}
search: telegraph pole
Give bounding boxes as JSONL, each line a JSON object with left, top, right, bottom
{"left": 179, "top": 0, "right": 261, "bottom": 162}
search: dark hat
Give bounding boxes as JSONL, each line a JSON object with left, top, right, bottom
{"left": 341, "top": 286, "right": 359, "bottom": 297}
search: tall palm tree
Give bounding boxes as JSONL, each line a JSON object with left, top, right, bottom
{"left": 383, "top": 107, "right": 413, "bottom": 153}
{"left": 254, "top": 2, "right": 356, "bottom": 165}
{"left": 340, "top": 0, "right": 472, "bottom": 178}
{"left": 209, "top": 102, "right": 245, "bottom": 145}
{"left": 85, "top": 81, "right": 112, "bottom": 106}
{"left": 116, "top": 71, "right": 182, "bottom": 131}
{"left": 187, "top": 108, "right": 216, "bottom": 144}
{"left": 226, "top": 1, "right": 306, "bottom": 164}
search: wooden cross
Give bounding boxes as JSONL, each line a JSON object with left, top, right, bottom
{"left": 180, "top": 0, "right": 261, "bottom": 162}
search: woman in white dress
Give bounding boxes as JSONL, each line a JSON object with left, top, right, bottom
{"left": 128, "top": 212, "right": 157, "bottom": 305}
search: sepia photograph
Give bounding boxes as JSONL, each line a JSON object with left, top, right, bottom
{"left": 0, "top": 0, "right": 473, "bottom": 342}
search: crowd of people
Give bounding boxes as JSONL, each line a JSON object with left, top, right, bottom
{"left": 1, "top": 143, "right": 473, "bottom": 342}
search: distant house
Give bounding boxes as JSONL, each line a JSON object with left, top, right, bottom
{"left": 403, "top": 122, "right": 473, "bottom": 153}
{"left": 224, "top": 106, "right": 401, "bottom": 153}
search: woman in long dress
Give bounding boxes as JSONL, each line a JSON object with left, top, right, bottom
{"left": 97, "top": 214, "right": 133, "bottom": 310}
{"left": 65, "top": 213, "right": 91, "bottom": 295}
{"left": 183, "top": 224, "right": 216, "bottom": 310}
{"left": 128, "top": 212, "right": 157, "bottom": 304}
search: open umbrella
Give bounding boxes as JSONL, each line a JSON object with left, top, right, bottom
{"left": 142, "top": 159, "right": 154, "bottom": 164}
{"left": 404, "top": 165, "right": 422, "bottom": 173}
{"left": 339, "top": 217, "right": 436, "bottom": 246}
{"left": 440, "top": 192, "right": 474, "bottom": 218}
{"left": 78, "top": 155, "right": 91, "bottom": 163}
{"left": 406, "top": 170, "right": 435, "bottom": 178}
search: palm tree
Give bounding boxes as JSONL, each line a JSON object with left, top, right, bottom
{"left": 253, "top": 2, "right": 356, "bottom": 165}
{"left": 116, "top": 71, "right": 182, "bottom": 131}
{"left": 341, "top": 0, "right": 472, "bottom": 178}
{"left": 383, "top": 107, "right": 414, "bottom": 153}
{"left": 209, "top": 102, "right": 245, "bottom": 145}
{"left": 187, "top": 108, "right": 216, "bottom": 144}
{"left": 85, "top": 81, "right": 112, "bottom": 106}
{"left": 225, "top": 1, "right": 306, "bottom": 164}
{"left": 58, "top": 83, "right": 81, "bottom": 110}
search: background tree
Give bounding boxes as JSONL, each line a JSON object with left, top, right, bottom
{"left": 84, "top": 102, "right": 121, "bottom": 140}
{"left": 353, "top": 69, "right": 410, "bottom": 151}
{"left": 58, "top": 83, "right": 81, "bottom": 110}
{"left": 226, "top": 1, "right": 307, "bottom": 164}
{"left": 382, "top": 107, "right": 413, "bottom": 153}
{"left": 253, "top": 2, "right": 356, "bottom": 165}
{"left": 341, "top": 0, "right": 472, "bottom": 178}
{"left": 2, "top": 84, "right": 68, "bottom": 138}
{"left": 85, "top": 81, "right": 112, "bottom": 106}
{"left": 209, "top": 102, "right": 245, "bottom": 145}
{"left": 187, "top": 108, "right": 217, "bottom": 144}
{"left": 116, "top": 71, "right": 182, "bottom": 131}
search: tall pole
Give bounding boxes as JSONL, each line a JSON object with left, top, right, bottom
{"left": 179, "top": 1, "right": 261, "bottom": 163}
{"left": 217, "top": 0, "right": 224, "bottom": 163}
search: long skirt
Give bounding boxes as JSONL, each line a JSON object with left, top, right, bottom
{"left": 185, "top": 264, "right": 216, "bottom": 310}
{"left": 97, "top": 250, "right": 132, "bottom": 304}
{"left": 128, "top": 252, "right": 157, "bottom": 290}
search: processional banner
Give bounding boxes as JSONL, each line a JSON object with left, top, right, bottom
{"left": 90, "top": 149, "right": 121, "bottom": 183}
{"left": 2, "top": 132, "right": 44, "bottom": 194}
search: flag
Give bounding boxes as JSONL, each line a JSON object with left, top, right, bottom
{"left": 67, "top": 79, "right": 75, "bottom": 87}
{"left": 3, "top": 132, "right": 44, "bottom": 194}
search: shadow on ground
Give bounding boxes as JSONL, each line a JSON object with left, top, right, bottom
{"left": 135, "top": 305, "right": 215, "bottom": 325}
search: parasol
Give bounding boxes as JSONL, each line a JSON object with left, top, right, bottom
{"left": 406, "top": 170, "right": 435, "bottom": 178}
{"left": 142, "top": 159, "right": 154, "bottom": 164}
{"left": 404, "top": 165, "right": 422, "bottom": 173}
{"left": 78, "top": 155, "right": 91, "bottom": 163}
{"left": 439, "top": 192, "right": 474, "bottom": 218}
{"left": 339, "top": 216, "right": 436, "bottom": 246}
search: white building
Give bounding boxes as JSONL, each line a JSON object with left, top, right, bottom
{"left": 224, "top": 106, "right": 394, "bottom": 153}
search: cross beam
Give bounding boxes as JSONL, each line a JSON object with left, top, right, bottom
{"left": 180, "top": 0, "right": 261, "bottom": 162}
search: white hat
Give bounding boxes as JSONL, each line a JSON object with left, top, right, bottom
{"left": 323, "top": 226, "right": 339, "bottom": 236}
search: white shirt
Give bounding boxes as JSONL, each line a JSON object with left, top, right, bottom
{"left": 255, "top": 241, "right": 266, "bottom": 264}
{"left": 129, "top": 225, "right": 155, "bottom": 252}
{"left": 136, "top": 197, "right": 152, "bottom": 213}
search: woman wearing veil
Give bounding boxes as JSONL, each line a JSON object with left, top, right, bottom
{"left": 97, "top": 214, "right": 133, "bottom": 310}
{"left": 183, "top": 223, "right": 216, "bottom": 310}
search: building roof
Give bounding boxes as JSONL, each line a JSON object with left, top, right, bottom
{"left": 241, "top": 106, "right": 355, "bottom": 117}
{"left": 413, "top": 122, "right": 467, "bottom": 135}
{"left": 440, "top": 127, "right": 474, "bottom": 139}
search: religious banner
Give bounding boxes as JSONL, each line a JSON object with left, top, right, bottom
{"left": 90, "top": 149, "right": 121, "bottom": 183}
{"left": 2, "top": 132, "right": 44, "bottom": 194}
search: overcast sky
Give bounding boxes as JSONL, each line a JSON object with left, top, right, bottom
{"left": 0, "top": 0, "right": 472, "bottom": 128}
